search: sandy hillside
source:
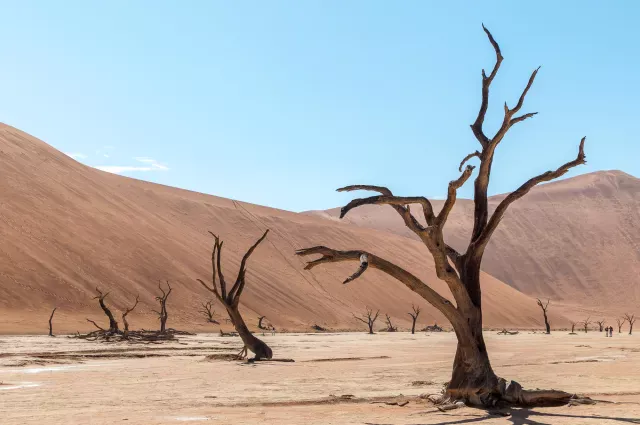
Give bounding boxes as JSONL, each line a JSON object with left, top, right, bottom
{"left": 0, "top": 124, "right": 569, "bottom": 334}
{"left": 306, "top": 170, "right": 640, "bottom": 313}
{"left": 1, "top": 332, "right": 639, "bottom": 424}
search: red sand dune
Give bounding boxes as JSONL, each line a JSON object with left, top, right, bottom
{"left": 1, "top": 123, "right": 634, "bottom": 334}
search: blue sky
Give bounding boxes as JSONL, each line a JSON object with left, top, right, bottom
{"left": 0, "top": 2, "right": 637, "bottom": 212}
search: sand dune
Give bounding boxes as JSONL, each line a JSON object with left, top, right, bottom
{"left": 0, "top": 124, "right": 571, "bottom": 334}
{"left": 306, "top": 170, "right": 640, "bottom": 315}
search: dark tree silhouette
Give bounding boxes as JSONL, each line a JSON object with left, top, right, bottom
{"left": 48, "top": 307, "right": 57, "bottom": 337}
{"left": 122, "top": 295, "right": 140, "bottom": 339}
{"left": 536, "top": 299, "right": 550, "bottom": 334}
{"left": 91, "top": 287, "right": 119, "bottom": 334}
{"left": 200, "top": 301, "right": 220, "bottom": 324}
{"left": 616, "top": 317, "right": 626, "bottom": 333}
{"left": 353, "top": 307, "right": 379, "bottom": 334}
{"left": 258, "top": 316, "right": 268, "bottom": 330}
{"left": 296, "top": 25, "right": 588, "bottom": 407}
{"left": 570, "top": 322, "right": 577, "bottom": 334}
{"left": 582, "top": 317, "right": 592, "bottom": 334}
{"left": 154, "top": 281, "right": 172, "bottom": 333}
{"left": 408, "top": 304, "right": 421, "bottom": 335}
{"left": 624, "top": 313, "right": 636, "bottom": 335}
{"left": 197, "top": 230, "right": 273, "bottom": 361}
{"left": 596, "top": 320, "right": 606, "bottom": 332}
{"left": 384, "top": 314, "right": 397, "bottom": 332}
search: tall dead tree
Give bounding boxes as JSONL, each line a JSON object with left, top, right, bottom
{"left": 408, "top": 304, "right": 421, "bottom": 335}
{"left": 154, "top": 281, "right": 172, "bottom": 333}
{"left": 122, "top": 295, "right": 140, "bottom": 339}
{"left": 385, "top": 314, "right": 397, "bottom": 332}
{"left": 48, "top": 307, "right": 57, "bottom": 337}
{"left": 197, "top": 230, "right": 273, "bottom": 361}
{"left": 624, "top": 313, "right": 636, "bottom": 335}
{"left": 536, "top": 299, "right": 551, "bottom": 334}
{"left": 92, "top": 287, "right": 119, "bottom": 334}
{"left": 296, "top": 25, "right": 588, "bottom": 407}
{"left": 200, "top": 301, "right": 220, "bottom": 324}
{"left": 353, "top": 307, "right": 379, "bottom": 334}
{"left": 616, "top": 317, "right": 626, "bottom": 333}
{"left": 582, "top": 317, "right": 592, "bottom": 334}
{"left": 596, "top": 320, "right": 606, "bottom": 332}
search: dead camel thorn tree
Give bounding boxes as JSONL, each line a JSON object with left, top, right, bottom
{"left": 624, "top": 313, "right": 636, "bottom": 335}
{"left": 91, "top": 287, "right": 119, "bottom": 334}
{"left": 384, "top": 314, "right": 397, "bottom": 332}
{"left": 616, "top": 317, "right": 626, "bottom": 333}
{"left": 536, "top": 298, "right": 550, "bottom": 334}
{"left": 122, "top": 295, "right": 140, "bottom": 339}
{"left": 570, "top": 322, "right": 577, "bottom": 334}
{"left": 200, "top": 301, "right": 220, "bottom": 324}
{"left": 596, "top": 319, "right": 606, "bottom": 332}
{"left": 48, "top": 307, "right": 57, "bottom": 337}
{"left": 258, "top": 316, "right": 267, "bottom": 330}
{"left": 153, "top": 281, "right": 173, "bottom": 333}
{"left": 582, "top": 317, "right": 592, "bottom": 334}
{"left": 296, "top": 25, "right": 590, "bottom": 407}
{"left": 408, "top": 304, "right": 421, "bottom": 335}
{"left": 353, "top": 307, "right": 379, "bottom": 334}
{"left": 197, "top": 230, "right": 273, "bottom": 361}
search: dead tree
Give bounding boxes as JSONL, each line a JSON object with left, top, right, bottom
{"left": 353, "top": 307, "right": 379, "bottom": 334}
{"left": 624, "top": 313, "right": 636, "bottom": 335}
{"left": 582, "top": 317, "right": 592, "bottom": 333}
{"left": 408, "top": 304, "right": 421, "bottom": 334}
{"left": 48, "top": 307, "right": 57, "bottom": 337}
{"left": 596, "top": 320, "right": 606, "bottom": 332}
{"left": 616, "top": 317, "right": 626, "bottom": 333}
{"left": 122, "top": 295, "right": 140, "bottom": 339}
{"left": 258, "top": 316, "right": 267, "bottom": 330}
{"left": 296, "top": 25, "right": 589, "bottom": 407}
{"left": 570, "top": 322, "right": 577, "bottom": 334}
{"left": 197, "top": 230, "right": 273, "bottom": 361}
{"left": 536, "top": 299, "right": 550, "bottom": 334}
{"left": 93, "top": 287, "right": 119, "bottom": 334}
{"left": 153, "top": 281, "right": 172, "bottom": 333}
{"left": 384, "top": 314, "right": 397, "bottom": 332}
{"left": 200, "top": 301, "right": 220, "bottom": 324}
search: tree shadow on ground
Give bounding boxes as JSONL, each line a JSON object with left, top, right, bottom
{"left": 366, "top": 407, "right": 640, "bottom": 425}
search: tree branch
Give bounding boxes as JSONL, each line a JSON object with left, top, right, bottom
{"left": 459, "top": 151, "right": 481, "bottom": 172}
{"left": 471, "top": 137, "right": 586, "bottom": 254}
{"left": 228, "top": 230, "right": 269, "bottom": 302}
{"left": 436, "top": 165, "right": 475, "bottom": 227}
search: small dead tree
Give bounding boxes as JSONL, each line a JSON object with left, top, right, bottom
{"left": 385, "top": 314, "right": 397, "bottom": 332}
{"left": 616, "top": 317, "right": 626, "bottom": 333}
{"left": 48, "top": 307, "right": 57, "bottom": 337}
{"left": 570, "top": 322, "right": 577, "bottom": 334}
{"left": 200, "top": 301, "right": 220, "bottom": 324}
{"left": 258, "top": 316, "right": 267, "bottom": 330}
{"left": 196, "top": 230, "right": 273, "bottom": 361}
{"left": 122, "top": 295, "right": 140, "bottom": 339}
{"left": 582, "top": 317, "right": 592, "bottom": 334}
{"left": 408, "top": 304, "right": 421, "bottom": 335}
{"left": 596, "top": 320, "right": 606, "bottom": 332}
{"left": 536, "top": 299, "right": 550, "bottom": 334}
{"left": 353, "top": 307, "right": 379, "bottom": 334}
{"left": 154, "top": 281, "right": 172, "bottom": 333}
{"left": 296, "top": 25, "right": 589, "bottom": 407}
{"left": 624, "top": 313, "right": 636, "bottom": 335}
{"left": 92, "top": 287, "right": 119, "bottom": 334}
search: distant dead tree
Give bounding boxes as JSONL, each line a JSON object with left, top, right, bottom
{"left": 258, "top": 316, "right": 267, "bottom": 330}
{"left": 582, "top": 317, "right": 592, "bottom": 333}
{"left": 90, "top": 287, "right": 119, "bottom": 334}
{"left": 624, "top": 313, "right": 636, "bottom": 335}
{"left": 570, "top": 322, "right": 577, "bottom": 334}
{"left": 153, "top": 281, "right": 172, "bottom": 333}
{"left": 616, "top": 317, "right": 626, "bottom": 333}
{"left": 296, "top": 25, "right": 590, "bottom": 407}
{"left": 48, "top": 307, "right": 57, "bottom": 337}
{"left": 353, "top": 307, "right": 379, "bottom": 334}
{"left": 407, "top": 305, "right": 421, "bottom": 334}
{"left": 385, "top": 314, "right": 398, "bottom": 332}
{"left": 536, "top": 298, "right": 550, "bottom": 334}
{"left": 200, "top": 301, "right": 220, "bottom": 324}
{"left": 122, "top": 295, "right": 140, "bottom": 339}
{"left": 197, "top": 230, "right": 273, "bottom": 361}
{"left": 596, "top": 320, "right": 606, "bottom": 332}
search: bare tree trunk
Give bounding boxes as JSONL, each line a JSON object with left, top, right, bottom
{"left": 536, "top": 299, "right": 550, "bottom": 334}
{"left": 625, "top": 314, "right": 636, "bottom": 335}
{"left": 384, "top": 314, "right": 397, "bottom": 332}
{"left": 48, "top": 307, "right": 57, "bottom": 337}
{"left": 408, "top": 305, "right": 420, "bottom": 335}
{"left": 94, "top": 288, "right": 119, "bottom": 334}
{"left": 258, "top": 316, "right": 267, "bottom": 330}
{"left": 154, "top": 282, "right": 172, "bottom": 333}
{"left": 122, "top": 295, "right": 139, "bottom": 339}
{"left": 616, "top": 317, "right": 625, "bottom": 333}
{"left": 596, "top": 320, "right": 605, "bottom": 332}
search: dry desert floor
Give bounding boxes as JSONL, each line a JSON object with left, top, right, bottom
{"left": 1, "top": 331, "right": 640, "bottom": 424}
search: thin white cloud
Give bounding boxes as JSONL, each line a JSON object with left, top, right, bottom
{"left": 65, "top": 152, "right": 87, "bottom": 160}
{"left": 94, "top": 157, "right": 169, "bottom": 174}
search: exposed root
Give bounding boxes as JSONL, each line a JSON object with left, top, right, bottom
{"left": 70, "top": 328, "right": 194, "bottom": 343}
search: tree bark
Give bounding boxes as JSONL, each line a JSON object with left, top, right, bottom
{"left": 94, "top": 288, "right": 119, "bottom": 334}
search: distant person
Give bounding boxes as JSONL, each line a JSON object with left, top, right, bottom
{"left": 610, "top": 326, "right": 614, "bottom": 337}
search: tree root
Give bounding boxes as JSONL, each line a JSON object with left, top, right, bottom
{"left": 70, "top": 328, "right": 194, "bottom": 343}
